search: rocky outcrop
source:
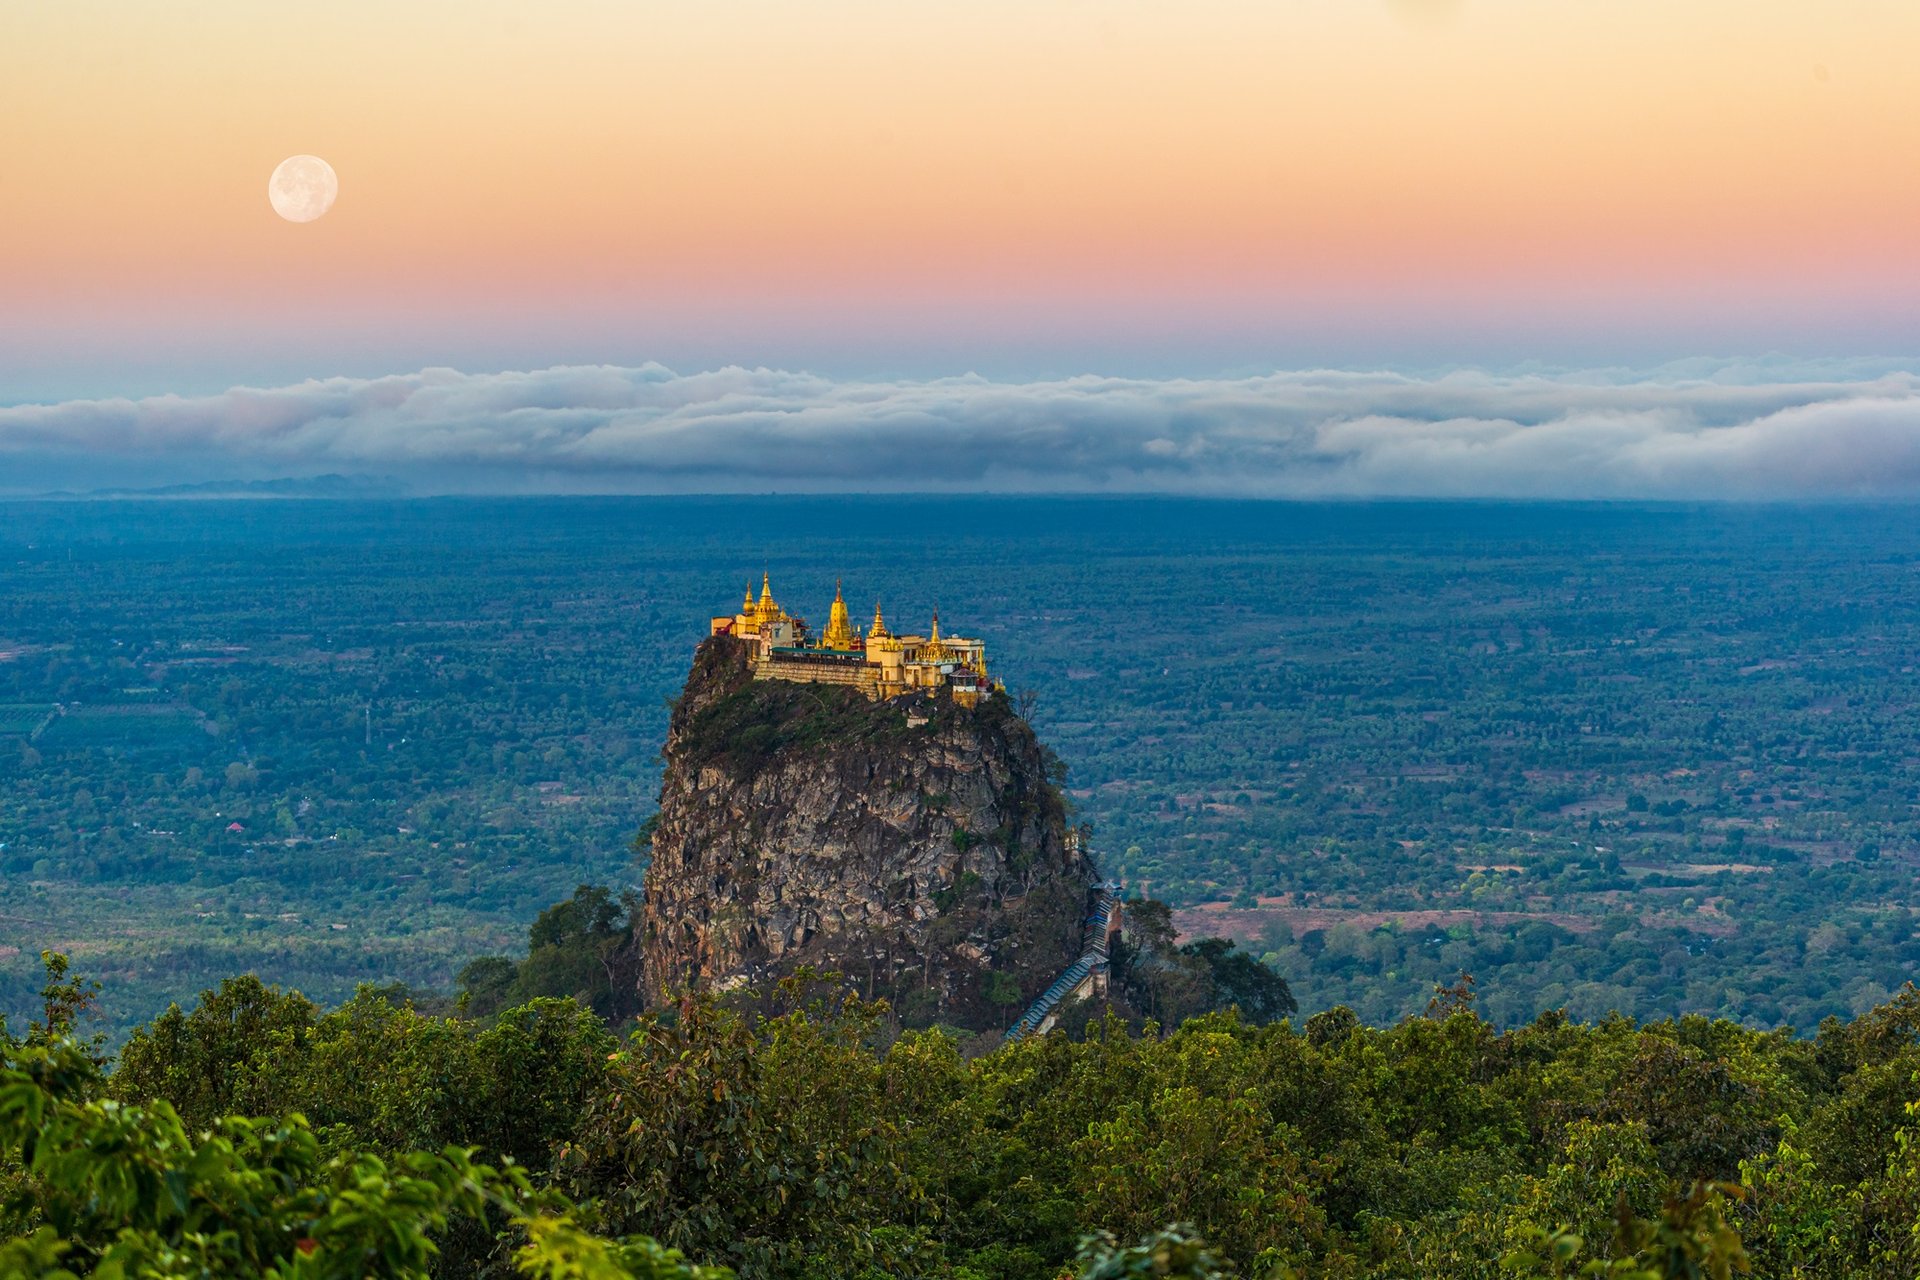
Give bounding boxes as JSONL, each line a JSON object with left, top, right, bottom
{"left": 639, "top": 636, "right": 1095, "bottom": 1030}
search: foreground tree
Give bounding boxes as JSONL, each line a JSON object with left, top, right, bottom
{"left": 0, "top": 1034, "right": 728, "bottom": 1279}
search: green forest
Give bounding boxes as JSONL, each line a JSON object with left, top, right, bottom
{"left": 7, "top": 497, "right": 1920, "bottom": 1036}
{"left": 7, "top": 942, "right": 1920, "bottom": 1278}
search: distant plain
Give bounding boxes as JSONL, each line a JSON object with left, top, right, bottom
{"left": 3, "top": 496, "right": 1919, "bottom": 1036}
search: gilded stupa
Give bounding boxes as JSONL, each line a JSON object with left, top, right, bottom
{"left": 709, "top": 574, "right": 997, "bottom": 704}
{"left": 820, "top": 580, "right": 859, "bottom": 651}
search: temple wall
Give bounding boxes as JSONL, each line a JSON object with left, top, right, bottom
{"left": 756, "top": 658, "right": 877, "bottom": 695}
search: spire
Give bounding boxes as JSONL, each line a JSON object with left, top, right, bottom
{"left": 755, "top": 571, "right": 779, "bottom": 622}
{"left": 870, "top": 600, "right": 889, "bottom": 639}
{"left": 742, "top": 578, "right": 755, "bottom": 612}
{"left": 922, "top": 608, "right": 952, "bottom": 663}
{"left": 822, "top": 578, "right": 856, "bottom": 650}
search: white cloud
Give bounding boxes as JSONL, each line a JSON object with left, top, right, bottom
{"left": 4, "top": 361, "right": 1920, "bottom": 497}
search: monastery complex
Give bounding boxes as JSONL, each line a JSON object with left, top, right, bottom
{"left": 710, "top": 574, "right": 1000, "bottom": 705}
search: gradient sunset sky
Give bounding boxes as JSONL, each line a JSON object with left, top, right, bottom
{"left": 5, "top": 0, "right": 1917, "bottom": 402}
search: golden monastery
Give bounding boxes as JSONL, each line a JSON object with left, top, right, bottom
{"left": 710, "top": 574, "right": 1000, "bottom": 705}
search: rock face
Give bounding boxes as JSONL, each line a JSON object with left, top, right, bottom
{"left": 639, "top": 636, "right": 1095, "bottom": 1030}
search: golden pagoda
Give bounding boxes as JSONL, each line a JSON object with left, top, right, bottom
{"left": 821, "top": 580, "right": 859, "bottom": 650}
{"left": 920, "top": 610, "right": 952, "bottom": 664}
{"left": 753, "top": 572, "right": 782, "bottom": 624}
{"left": 708, "top": 576, "right": 999, "bottom": 706}
{"left": 711, "top": 571, "right": 801, "bottom": 648}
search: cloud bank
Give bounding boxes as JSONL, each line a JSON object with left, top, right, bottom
{"left": 5, "top": 361, "right": 1920, "bottom": 498}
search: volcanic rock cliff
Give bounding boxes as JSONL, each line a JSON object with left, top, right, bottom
{"left": 639, "top": 636, "right": 1096, "bottom": 1030}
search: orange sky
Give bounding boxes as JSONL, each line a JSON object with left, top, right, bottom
{"left": 4, "top": 0, "right": 1917, "bottom": 393}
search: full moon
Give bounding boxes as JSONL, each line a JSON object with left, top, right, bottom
{"left": 268, "top": 155, "right": 338, "bottom": 223}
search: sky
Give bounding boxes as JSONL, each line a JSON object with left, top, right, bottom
{"left": 4, "top": 1, "right": 1918, "bottom": 494}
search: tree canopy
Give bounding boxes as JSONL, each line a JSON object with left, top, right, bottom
{"left": 13, "top": 952, "right": 1920, "bottom": 1278}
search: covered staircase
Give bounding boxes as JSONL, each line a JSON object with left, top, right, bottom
{"left": 1004, "top": 883, "right": 1122, "bottom": 1041}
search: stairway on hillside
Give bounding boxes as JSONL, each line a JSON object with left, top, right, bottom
{"left": 1004, "top": 883, "right": 1121, "bottom": 1041}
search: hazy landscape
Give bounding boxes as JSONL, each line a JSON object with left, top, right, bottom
{"left": 7, "top": 495, "right": 1919, "bottom": 1037}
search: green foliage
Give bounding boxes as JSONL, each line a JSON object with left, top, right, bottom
{"left": 32, "top": 953, "right": 100, "bottom": 1045}
{"left": 510, "top": 886, "right": 643, "bottom": 1022}
{"left": 673, "top": 676, "right": 915, "bottom": 779}
{"left": 111, "top": 994, "right": 305, "bottom": 1139}
{"left": 1510, "top": 1121, "right": 1668, "bottom": 1260}
{"left": 514, "top": 1218, "right": 732, "bottom": 1280}
{"left": 1178, "top": 938, "right": 1296, "bottom": 1024}
{"left": 111, "top": 976, "right": 615, "bottom": 1180}
{"left": 555, "top": 986, "right": 922, "bottom": 1276}
{"left": 1074, "top": 1226, "right": 1231, "bottom": 1279}
{"left": 452, "top": 885, "right": 644, "bottom": 1024}
{"left": 33, "top": 951, "right": 1920, "bottom": 1279}
{"left": 457, "top": 957, "right": 519, "bottom": 1013}
{"left": 0, "top": 1033, "right": 728, "bottom": 1279}
{"left": 982, "top": 971, "right": 1023, "bottom": 1008}
{"left": 1114, "top": 900, "right": 1295, "bottom": 1027}
{"left": 1736, "top": 1124, "right": 1855, "bottom": 1279}
{"left": 1501, "top": 1182, "right": 1750, "bottom": 1280}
